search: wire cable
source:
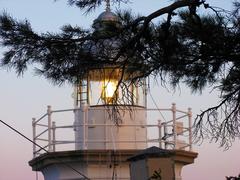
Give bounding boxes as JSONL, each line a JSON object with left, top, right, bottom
{"left": 0, "top": 119, "right": 90, "bottom": 180}
{"left": 149, "top": 91, "right": 167, "bottom": 122}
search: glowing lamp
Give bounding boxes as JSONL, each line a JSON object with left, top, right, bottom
{"left": 101, "top": 79, "right": 118, "bottom": 104}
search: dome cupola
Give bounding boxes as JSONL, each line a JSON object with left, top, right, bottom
{"left": 92, "top": 0, "right": 121, "bottom": 32}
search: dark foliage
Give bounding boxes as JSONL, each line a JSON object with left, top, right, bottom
{"left": 226, "top": 174, "right": 240, "bottom": 180}
{"left": 0, "top": 0, "right": 240, "bottom": 148}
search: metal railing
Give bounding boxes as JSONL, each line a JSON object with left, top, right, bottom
{"left": 32, "top": 103, "right": 193, "bottom": 158}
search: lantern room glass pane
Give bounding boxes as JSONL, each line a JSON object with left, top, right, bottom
{"left": 136, "top": 85, "right": 145, "bottom": 107}
{"left": 89, "top": 81, "right": 103, "bottom": 105}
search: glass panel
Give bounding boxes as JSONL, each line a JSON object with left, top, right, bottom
{"left": 89, "top": 81, "right": 103, "bottom": 105}
{"left": 136, "top": 85, "right": 145, "bottom": 107}
{"left": 118, "top": 82, "right": 133, "bottom": 105}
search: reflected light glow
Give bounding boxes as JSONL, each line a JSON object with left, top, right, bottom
{"left": 104, "top": 81, "right": 117, "bottom": 98}
{"left": 102, "top": 80, "right": 118, "bottom": 103}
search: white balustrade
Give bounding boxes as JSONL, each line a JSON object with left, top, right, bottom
{"left": 32, "top": 104, "right": 193, "bottom": 157}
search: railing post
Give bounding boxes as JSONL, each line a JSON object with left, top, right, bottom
{"left": 52, "top": 121, "right": 56, "bottom": 152}
{"left": 172, "top": 103, "right": 177, "bottom": 149}
{"left": 158, "top": 120, "right": 162, "bottom": 149}
{"left": 188, "top": 108, "right": 193, "bottom": 151}
{"left": 163, "top": 122, "right": 167, "bottom": 149}
{"left": 47, "top": 105, "right": 52, "bottom": 152}
{"left": 85, "top": 104, "right": 89, "bottom": 150}
{"left": 32, "top": 118, "right": 36, "bottom": 158}
{"left": 82, "top": 103, "right": 88, "bottom": 150}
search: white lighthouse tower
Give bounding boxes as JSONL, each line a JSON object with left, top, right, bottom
{"left": 29, "top": 1, "right": 197, "bottom": 179}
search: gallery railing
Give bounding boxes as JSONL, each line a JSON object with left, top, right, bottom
{"left": 32, "top": 103, "right": 192, "bottom": 158}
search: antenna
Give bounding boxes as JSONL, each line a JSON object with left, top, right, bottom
{"left": 105, "top": 0, "right": 111, "bottom": 12}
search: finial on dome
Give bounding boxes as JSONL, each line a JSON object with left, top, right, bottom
{"left": 106, "top": 0, "right": 111, "bottom": 12}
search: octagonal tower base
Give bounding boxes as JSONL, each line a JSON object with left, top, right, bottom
{"left": 29, "top": 149, "right": 141, "bottom": 180}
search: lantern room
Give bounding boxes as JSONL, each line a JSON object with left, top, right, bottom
{"left": 75, "top": 68, "right": 146, "bottom": 107}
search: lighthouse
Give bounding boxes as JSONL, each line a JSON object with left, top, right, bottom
{"left": 29, "top": 1, "right": 197, "bottom": 179}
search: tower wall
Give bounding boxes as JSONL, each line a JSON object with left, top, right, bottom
{"left": 74, "top": 105, "right": 147, "bottom": 150}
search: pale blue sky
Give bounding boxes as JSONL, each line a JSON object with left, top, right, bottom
{"left": 0, "top": 0, "right": 238, "bottom": 180}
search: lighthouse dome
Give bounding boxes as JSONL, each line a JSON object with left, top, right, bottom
{"left": 97, "top": 11, "right": 119, "bottom": 22}
{"left": 92, "top": 10, "right": 121, "bottom": 31}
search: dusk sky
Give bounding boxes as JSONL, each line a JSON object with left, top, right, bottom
{"left": 0, "top": 0, "right": 239, "bottom": 180}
